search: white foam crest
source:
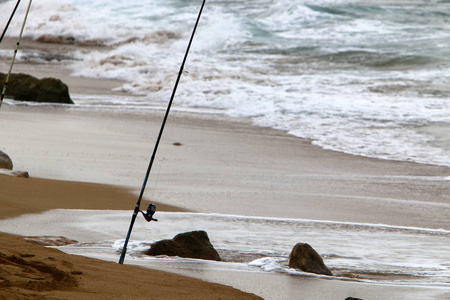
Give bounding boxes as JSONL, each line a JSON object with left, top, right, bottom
{"left": 3, "top": 0, "right": 92, "bottom": 40}
{"left": 255, "top": 1, "right": 321, "bottom": 31}
{"left": 1, "top": 0, "right": 179, "bottom": 42}
{"left": 189, "top": 7, "right": 249, "bottom": 53}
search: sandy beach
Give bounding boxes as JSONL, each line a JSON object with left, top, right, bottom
{"left": 1, "top": 37, "right": 450, "bottom": 299}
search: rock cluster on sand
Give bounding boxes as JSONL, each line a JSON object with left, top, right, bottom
{"left": 0, "top": 72, "right": 73, "bottom": 104}
{"left": 144, "top": 230, "right": 221, "bottom": 261}
{"left": 288, "top": 243, "right": 333, "bottom": 276}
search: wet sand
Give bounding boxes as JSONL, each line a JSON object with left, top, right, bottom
{"left": 0, "top": 175, "right": 187, "bottom": 220}
{"left": 2, "top": 104, "right": 449, "bottom": 230}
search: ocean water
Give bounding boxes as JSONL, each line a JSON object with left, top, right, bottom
{"left": 1, "top": 0, "right": 449, "bottom": 167}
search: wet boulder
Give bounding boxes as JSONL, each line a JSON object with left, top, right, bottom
{"left": 144, "top": 230, "right": 221, "bottom": 261}
{"left": 0, "top": 150, "right": 13, "bottom": 170}
{"left": 0, "top": 73, "right": 73, "bottom": 104}
{"left": 288, "top": 243, "right": 333, "bottom": 276}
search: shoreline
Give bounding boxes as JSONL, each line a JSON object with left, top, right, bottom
{"left": 1, "top": 37, "right": 449, "bottom": 299}
{"left": 2, "top": 36, "right": 449, "bottom": 170}
{"left": 1, "top": 36, "right": 449, "bottom": 170}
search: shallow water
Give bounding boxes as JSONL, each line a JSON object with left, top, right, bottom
{"left": 0, "top": 210, "right": 448, "bottom": 289}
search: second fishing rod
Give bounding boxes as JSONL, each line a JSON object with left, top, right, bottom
{"left": 0, "top": 0, "right": 22, "bottom": 44}
{"left": 1, "top": 0, "right": 33, "bottom": 108}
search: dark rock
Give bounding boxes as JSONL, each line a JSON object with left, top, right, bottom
{"left": 0, "top": 73, "right": 73, "bottom": 104}
{"left": 0, "top": 150, "right": 13, "bottom": 170}
{"left": 288, "top": 243, "right": 333, "bottom": 276}
{"left": 345, "top": 298, "right": 364, "bottom": 300}
{"left": 144, "top": 230, "right": 221, "bottom": 261}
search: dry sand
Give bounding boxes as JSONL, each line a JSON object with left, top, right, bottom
{"left": 1, "top": 37, "right": 450, "bottom": 299}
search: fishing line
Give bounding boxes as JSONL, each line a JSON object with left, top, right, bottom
{"left": 119, "top": 0, "right": 207, "bottom": 265}
{"left": 146, "top": 73, "right": 194, "bottom": 207}
{"left": 0, "top": 0, "right": 22, "bottom": 44}
{"left": 0, "top": 0, "right": 32, "bottom": 108}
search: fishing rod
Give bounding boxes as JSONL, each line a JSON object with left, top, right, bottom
{"left": 118, "top": 0, "right": 207, "bottom": 265}
{"left": 0, "top": 0, "right": 22, "bottom": 44}
{"left": 0, "top": 0, "right": 32, "bottom": 108}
